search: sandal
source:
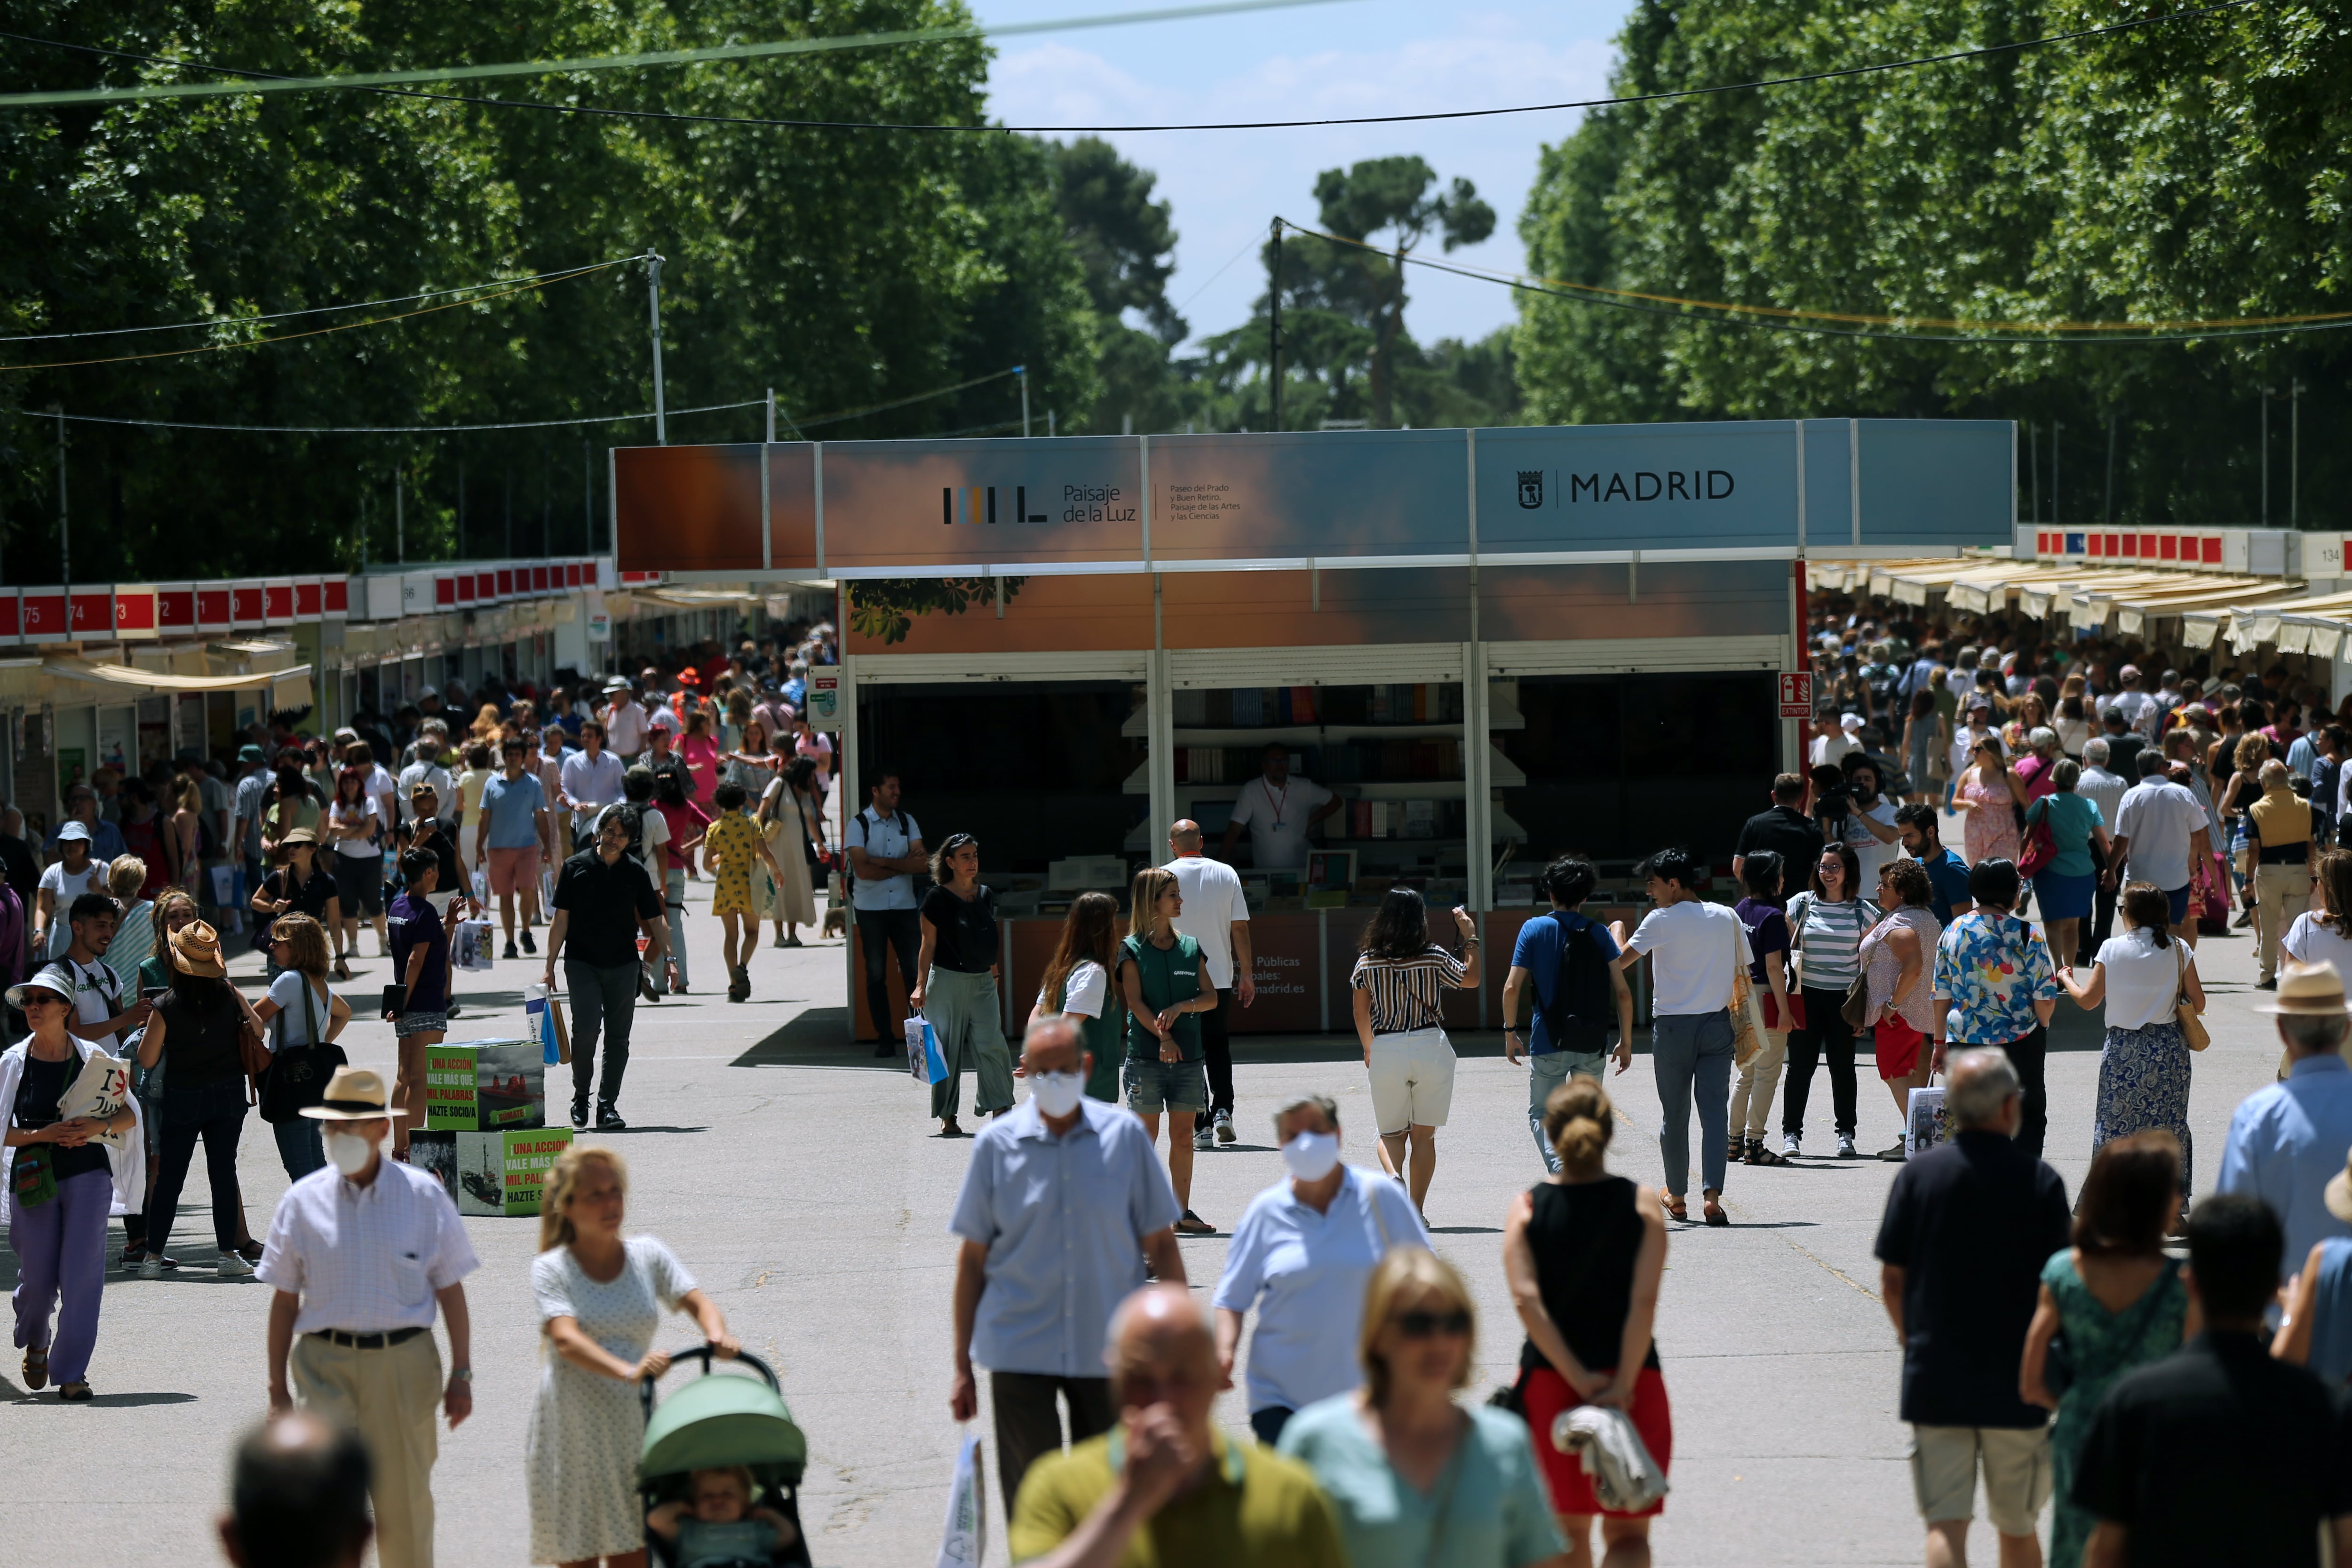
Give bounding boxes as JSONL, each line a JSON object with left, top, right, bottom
{"left": 1663, "top": 1197, "right": 1689, "bottom": 1222}
{"left": 23, "top": 1349, "right": 48, "bottom": 1390}
{"left": 1747, "top": 1143, "right": 1792, "bottom": 1167}
{"left": 236, "top": 1240, "right": 266, "bottom": 1264}
{"left": 1175, "top": 1210, "right": 1217, "bottom": 1235}
{"left": 332, "top": 958, "right": 353, "bottom": 981}
{"left": 1703, "top": 1200, "right": 1730, "bottom": 1228}
{"left": 58, "top": 1381, "right": 92, "bottom": 1401}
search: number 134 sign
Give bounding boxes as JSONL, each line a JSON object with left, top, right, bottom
{"left": 1777, "top": 671, "right": 1814, "bottom": 719}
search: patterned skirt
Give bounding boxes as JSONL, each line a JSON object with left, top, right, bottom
{"left": 2093, "top": 1019, "right": 2193, "bottom": 1194}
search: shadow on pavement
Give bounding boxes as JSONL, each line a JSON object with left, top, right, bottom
{"left": 731, "top": 1007, "right": 891, "bottom": 1069}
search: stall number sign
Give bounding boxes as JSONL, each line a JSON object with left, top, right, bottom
{"left": 1777, "top": 671, "right": 1814, "bottom": 719}
{"left": 807, "top": 669, "right": 842, "bottom": 731}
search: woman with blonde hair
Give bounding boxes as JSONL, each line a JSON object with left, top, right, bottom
{"left": 167, "top": 773, "right": 205, "bottom": 896}
{"left": 1118, "top": 863, "right": 1219, "bottom": 1234}
{"left": 468, "top": 702, "right": 503, "bottom": 743}
{"left": 1504, "top": 1077, "right": 1671, "bottom": 1566}
{"left": 1279, "top": 1249, "right": 1565, "bottom": 1568}
{"left": 527, "top": 1145, "right": 739, "bottom": 1568}
{"left": 2281, "top": 848, "right": 2352, "bottom": 977}
{"left": 103, "top": 855, "right": 157, "bottom": 994}
{"left": 1029, "top": 890, "right": 1123, "bottom": 1103}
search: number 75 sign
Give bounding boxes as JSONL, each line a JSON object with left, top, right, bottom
{"left": 1778, "top": 671, "right": 1814, "bottom": 719}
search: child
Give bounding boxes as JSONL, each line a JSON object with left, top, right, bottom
{"left": 647, "top": 1465, "right": 798, "bottom": 1566}
{"left": 703, "top": 780, "right": 785, "bottom": 1004}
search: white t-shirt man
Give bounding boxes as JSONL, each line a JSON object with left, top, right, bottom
{"left": 38, "top": 862, "right": 103, "bottom": 958}
{"left": 1226, "top": 772, "right": 1333, "bottom": 871}
{"left": 366, "top": 763, "right": 400, "bottom": 830}
{"left": 1166, "top": 852, "right": 1248, "bottom": 990}
{"left": 2114, "top": 778, "right": 2209, "bottom": 892}
{"left": 1624, "top": 899, "right": 1752, "bottom": 1018}
{"left": 398, "top": 756, "right": 455, "bottom": 826}
{"left": 604, "top": 699, "right": 647, "bottom": 759}
{"left": 48, "top": 955, "right": 127, "bottom": 1053}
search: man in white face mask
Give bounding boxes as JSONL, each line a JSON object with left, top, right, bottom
{"left": 1208, "top": 1092, "right": 1432, "bottom": 1445}
{"left": 947, "top": 1017, "right": 1187, "bottom": 1519}
{"left": 255, "top": 1066, "right": 480, "bottom": 1568}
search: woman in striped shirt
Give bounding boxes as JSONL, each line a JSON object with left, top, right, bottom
{"left": 1350, "top": 887, "right": 1482, "bottom": 1219}
{"left": 1780, "top": 842, "right": 1880, "bottom": 1160}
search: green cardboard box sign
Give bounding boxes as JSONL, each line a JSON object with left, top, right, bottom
{"left": 410, "top": 1127, "right": 573, "bottom": 1217}
{"left": 423, "top": 1039, "right": 544, "bottom": 1131}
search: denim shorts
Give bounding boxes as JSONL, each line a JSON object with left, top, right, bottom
{"left": 395, "top": 1009, "right": 448, "bottom": 1038}
{"left": 1124, "top": 1055, "right": 1208, "bottom": 1115}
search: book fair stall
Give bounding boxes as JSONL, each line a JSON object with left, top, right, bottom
{"left": 614, "top": 418, "right": 2018, "bottom": 1038}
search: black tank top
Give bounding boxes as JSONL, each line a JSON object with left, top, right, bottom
{"left": 1518, "top": 1176, "right": 1661, "bottom": 1374}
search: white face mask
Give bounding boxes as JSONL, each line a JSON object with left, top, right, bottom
{"left": 1029, "top": 1071, "right": 1085, "bottom": 1119}
{"left": 1280, "top": 1130, "right": 1342, "bottom": 1183}
{"left": 326, "top": 1130, "right": 379, "bottom": 1176}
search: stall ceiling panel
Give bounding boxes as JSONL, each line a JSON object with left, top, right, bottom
{"left": 850, "top": 649, "right": 1149, "bottom": 684}
{"left": 1167, "top": 644, "right": 1465, "bottom": 689}
{"left": 1486, "top": 635, "right": 1789, "bottom": 677}
{"left": 613, "top": 445, "right": 765, "bottom": 572}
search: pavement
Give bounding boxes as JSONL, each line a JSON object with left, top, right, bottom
{"left": 0, "top": 879, "right": 2299, "bottom": 1568}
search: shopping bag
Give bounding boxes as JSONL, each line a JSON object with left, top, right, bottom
{"left": 524, "top": 984, "right": 572, "bottom": 1066}
{"left": 208, "top": 864, "right": 241, "bottom": 908}
{"left": 471, "top": 866, "right": 490, "bottom": 904}
{"left": 936, "top": 1428, "right": 986, "bottom": 1568}
{"left": 57, "top": 1048, "right": 133, "bottom": 1151}
{"left": 454, "top": 919, "right": 497, "bottom": 971}
{"left": 906, "top": 1016, "right": 949, "bottom": 1085}
{"left": 1906, "top": 1084, "right": 1951, "bottom": 1158}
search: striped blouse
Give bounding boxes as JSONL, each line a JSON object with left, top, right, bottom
{"left": 1787, "top": 893, "right": 1879, "bottom": 990}
{"left": 1350, "top": 946, "right": 1467, "bottom": 1034}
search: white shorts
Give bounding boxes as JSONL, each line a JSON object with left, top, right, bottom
{"left": 1367, "top": 1027, "right": 1457, "bottom": 1133}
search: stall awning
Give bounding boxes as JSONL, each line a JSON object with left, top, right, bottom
{"left": 43, "top": 655, "right": 314, "bottom": 709}
{"left": 2197, "top": 589, "right": 2352, "bottom": 660}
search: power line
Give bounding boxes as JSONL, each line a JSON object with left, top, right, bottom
{"left": 0, "top": 0, "right": 1354, "bottom": 110}
{"left": 1278, "top": 219, "right": 2352, "bottom": 343}
{"left": 0, "top": 0, "right": 2260, "bottom": 133}
{"left": 0, "top": 255, "right": 645, "bottom": 343}
{"left": 0, "top": 259, "right": 628, "bottom": 373}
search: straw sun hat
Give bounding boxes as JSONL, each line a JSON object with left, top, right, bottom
{"left": 299, "top": 1065, "right": 409, "bottom": 1122}
{"left": 168, "top": 920, "right": 227, "bottom": 979}
{"left": 2254, "top": 962, "right": 2352, "bottom": 1017}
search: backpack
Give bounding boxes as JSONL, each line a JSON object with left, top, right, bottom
{"left": 1538, "top": 913, "right": 1616, "bottom": 1054}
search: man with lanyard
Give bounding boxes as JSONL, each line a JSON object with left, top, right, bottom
{"left": 1502, "top": 856, "right": 1633, "bottom": 1171}
{"left": 51, "top": 891, "right": 149, "bottom": 1057}
{"left": 557, "top": 719, "right": 627, "bottom": 844}
{"left": 1163, "top": 820, "right": 1255, "bottom": 1151}
{"left": 600, "top": 678, "right": 647, "bottom": 763}
{"left": 1219, "top": 744, "right": 1340, "bottom": 872}
{"left": 845, "top": 771, "right": 926, "bottom": 1057}
{"left": 397, "top": 732, "right": 454, "bottom": 830}
{"left": 1893, "top": 804, "right": 1974, "bottom": 926}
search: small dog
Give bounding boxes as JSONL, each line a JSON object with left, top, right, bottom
{"left": 821, "top": 903, "right": 848, "bottom": 939}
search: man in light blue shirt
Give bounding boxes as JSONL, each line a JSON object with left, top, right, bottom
{"left": 2217, "top": 963, "right": 2352, "bottom": 1280}
{"left": 557, "top": 720, "right": 626, "bottom": 840}
{"left": 846, "top": 772, "right": 926, "bottom": 1054}
{"left": 475, "top": 736, "right": 552, "bottom": 959}
{"left": 947, "top": 1018, "right": 1183, "bottom": 1517}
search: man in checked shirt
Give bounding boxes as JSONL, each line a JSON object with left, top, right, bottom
{"left": 258, "top": 1065, "right": 479, "bottom": 1568}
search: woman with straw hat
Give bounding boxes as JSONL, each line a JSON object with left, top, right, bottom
{"left": 135, "top": 919, "right": 267, "bottom": 1280}
{"left": 2, "top": 965, "right": 142, "bottom": 1400}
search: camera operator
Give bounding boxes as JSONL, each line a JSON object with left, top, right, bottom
{"left": 1838, "top": 754, "right": 1903, "bottom": 886}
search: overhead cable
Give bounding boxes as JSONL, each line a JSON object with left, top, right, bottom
{"left": 0, "top": 0, "right": 2260, "bottom": 132}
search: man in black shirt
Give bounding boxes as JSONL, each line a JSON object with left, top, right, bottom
{"left": 1731, "top": 774, "right": 1824, "bottom": 901}
{"left": 1874, "top": 1047, "right": 2072, "bottom": 1564}
{"left": 541, "top": 810, "right": 671, "bottom": 1131}
{"left": 2074, "top": 1193, "right": 2352, "bottom": 1568}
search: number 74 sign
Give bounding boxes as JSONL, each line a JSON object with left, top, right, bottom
{"left": 1778, "top": 671, "right": 1814, "bottom": 719}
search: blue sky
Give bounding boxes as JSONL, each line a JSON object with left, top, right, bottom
{"left": 971, "top": 0, "right": 1632, "bottom": 352}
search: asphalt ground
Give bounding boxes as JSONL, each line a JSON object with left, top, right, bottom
{"left": 0, "top": 873, "right": 2294, "bottom": 1568}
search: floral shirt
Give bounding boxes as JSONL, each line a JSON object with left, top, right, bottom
{"left": 1932, "top": 909, "right": 2058, "bottom": 1045}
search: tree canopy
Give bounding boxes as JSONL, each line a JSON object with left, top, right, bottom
{"left": 1514, "top": 0, "right": 2352, "bottom": 527}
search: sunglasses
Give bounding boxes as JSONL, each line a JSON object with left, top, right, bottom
{"left": 1393, "top": 1309, "right": 1472, "bottom": 1339}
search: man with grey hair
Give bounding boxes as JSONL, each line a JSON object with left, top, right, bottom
{"left": 948, "top": 1017, "right": 1184, "bottom": 1516}
{"left": 2217, "top": 961, "right": 2352, "bottom": 1280}
{"left": 1008, "top": 1284, "right": 1345, "bottom": 1568}
{"left": 1874, "top": 1047, "right": 2071, "bottom": 1568}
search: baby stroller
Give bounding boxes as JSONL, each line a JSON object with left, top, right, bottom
{"left": 639, "top": 1346, "right": 813, "bottom": 1568}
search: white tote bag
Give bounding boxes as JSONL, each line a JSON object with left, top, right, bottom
{"left": 936, "top": 1428, "right": 986, "bottom": 1567}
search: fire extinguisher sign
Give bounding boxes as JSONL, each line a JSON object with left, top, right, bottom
{"left": 1777, "top": 671, "right": 1814, "bottom": 719}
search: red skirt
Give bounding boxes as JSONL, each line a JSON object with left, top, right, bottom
{"left": 1876, "top": 1014, "right": 1925, "bottom": 1081}
{"left": 1521, "top": 1364, "right": 1673, "bottom": 1518}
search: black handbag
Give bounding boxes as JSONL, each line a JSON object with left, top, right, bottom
{"left": 259, "top": 977, "right": 346, "bottom": 1125}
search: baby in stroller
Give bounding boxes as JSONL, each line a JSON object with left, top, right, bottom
{"left": 647, "top": 1465, "right": 800, "bottom": 1567}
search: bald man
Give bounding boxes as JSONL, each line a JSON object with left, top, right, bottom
{"left": 1165, "top": 819, "right": 1255, "bottom": 1150}
{"left": 219, "top": 1410, "right": 373, "bottom": 1568}
{"left": 1009, "top": 1285, "right": 1345, "bottom": 1568}
{"left": 951, "top": 1019, "right": 1185, "bottom": 1516}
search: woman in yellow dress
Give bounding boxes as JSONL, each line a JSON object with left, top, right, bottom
{"left": 703, "top": 780, "right": 785, "bottom": 1003}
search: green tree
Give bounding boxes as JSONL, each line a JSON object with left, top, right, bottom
{"left": 1308, "top": 157, "right": 1494, "bottom": 428}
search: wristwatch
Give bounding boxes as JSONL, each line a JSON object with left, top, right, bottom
{"left": 448, "top": 1367, "right": 473, "bottom": 1383}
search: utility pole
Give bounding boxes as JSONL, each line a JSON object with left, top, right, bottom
{"left": 1268, "top": 218, "right": 1284, "bottom": 433}
{"left": 2027, "top": 423, "right": 2039, "bottom": 524}
{"left": 55, "top": 410, "right": 68, "bottom": 615}
{"left": 2103, "top": 413, "right": 2117, "bottom": 527}
{"left": 2053, "top": 421, "right": 2062, "bottom": 526}
{"left": 2261, "top": 385, "right": 2270, "bottom": 527}
{"left": 2292, "top": 379, "right": 2303, "bottom": 528}
{"left": 504, "top": 469, "right": 513, "bottom": 556}
{"left": 582, "top": 440, "right": 592, "bottom": 550}
{"left": 541, "top": 448, "right": 551, "bottom": 558}
{"left": 646, "top": 250, "right": 667, "bottom": 445}
{"left": 1018, "top": 366, "right": 1031, "bottom": 437}
{"left": 457, "top": 459, "right": 467, "bottom": 558}
{"left": 765, "top": 388, "right": 776, "bottom": 444}
{"left": 395, "top": 463, "right": 405, "bottom": 563}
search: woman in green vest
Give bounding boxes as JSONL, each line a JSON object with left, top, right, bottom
{"left": 1118, "top": 865, "right": 1219, "bottom": 1235}
{"left": 1031, "top": 891, "right": 1124, "bottom": 1103}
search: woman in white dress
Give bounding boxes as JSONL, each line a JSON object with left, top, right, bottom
{"left": 527, "top": 1145, "right": 739, "bottom": 1568}
{"left": 755, "top": 756, "right": 825, "bottom": 947}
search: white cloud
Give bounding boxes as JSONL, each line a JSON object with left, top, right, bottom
{"left": 985, "top": 10, "right": 1621, "bottom": 349}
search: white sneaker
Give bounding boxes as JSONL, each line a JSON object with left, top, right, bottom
{"left": 216, "top": 1253, "right": 254, "bottom": 1279}
{"left": 1782, "top": 1134, "right": 1802, "bottom": 1158}
{"left": 138, "top": 1256, "right": 163, "bottom": 1281}
{"left": 1836, "top": 1134, "right": 1860, "bottom": 1159}
{"left": 1214, "top": 1110, "right": 1236, "bottom": 1145}
{"left": 1192, "top": 1123, "right": 1216, "bottom": 1151}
